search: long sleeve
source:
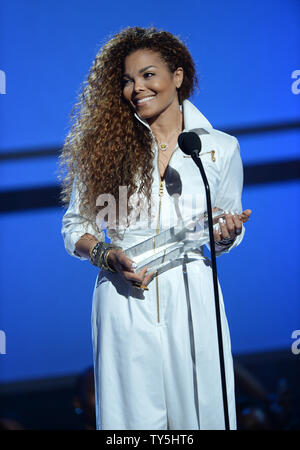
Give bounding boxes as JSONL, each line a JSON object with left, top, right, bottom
{"left": 61, "top": 177, "right": 105, "bottom": 261}
{"left": 213, "top": 136, "right": 245, "bottom": 255}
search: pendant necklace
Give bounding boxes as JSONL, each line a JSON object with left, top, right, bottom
{"left": 155, "top": 125, "right": 182, "bottom": 152}
{"left": 158, "top": 142, "right": 168, "bottom": 151}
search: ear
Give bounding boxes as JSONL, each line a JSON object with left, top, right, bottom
{"left": 174, "top": 67, "right": 184, "bottom": 89}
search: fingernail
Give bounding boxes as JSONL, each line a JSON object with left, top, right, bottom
{"left": 219, "top": 218, "right": 224, "bottom": 224}
{"left": 131, "top": 262, "right": 137, "bottom": 270}
{"left": 224, "top": 210, "right": 229, "bottom": 214}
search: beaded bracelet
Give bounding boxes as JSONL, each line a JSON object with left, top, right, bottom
{"left": 89, "top": 242, "right": 107, "bottom": 265}
{"left": 215, "top": 237, "right": 235, "bottom": 247}
{"left": 89, "top": 241, "right": 122, "bottom": 271}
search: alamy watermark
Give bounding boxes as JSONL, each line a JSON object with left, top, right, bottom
{"left": 291, "top": 70, "right": 300, "bottom": 94}
{"left": 0, "top": 70, "right": 6, "bottom": 94}
{"left": 96, "top": 186, "right": 206, "bottom": 240}
{"left": 0, "top": 330, "right": 6, "bottom": 354}
{"left": 95, "top": 186, "right": 206, "bottom": 234}
{"left": 291, "top": 330, "right": 300, "bottom": 355}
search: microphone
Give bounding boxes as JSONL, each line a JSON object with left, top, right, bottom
{"left": 177, "top": 132, "right": 202, "bottom": 158}
{"left": 177, "top": 129, "right": 231, "bottom": 430}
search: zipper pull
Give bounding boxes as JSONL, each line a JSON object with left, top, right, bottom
{"left": 159, "top": 180, "right": 164, "bottom": 196}
{"left": 202, "top": 150, "right": 216, "bottom": 162}
{"left": 184, "top": 150, "right": 216, "bottom": 162}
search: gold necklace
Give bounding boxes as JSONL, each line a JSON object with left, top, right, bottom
{"left": 157, "top": 142, "right": 168, "bottom": 151}
{"left": 155, "top": 126, "right": 182, "bottom": 152}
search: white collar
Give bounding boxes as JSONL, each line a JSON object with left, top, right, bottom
{"left": 134, "top": 99, "right": 213, "bottom": 132}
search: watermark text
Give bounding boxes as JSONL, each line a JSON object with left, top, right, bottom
{"left": 0, "top": 330, "right": 6, "bottom": 354}
{"left": 291, "top": 330, "right": 300, "bottom": 355}
{"left": 291, "top": 70, "right": 300, "bottom": 94}
{"left": 0, "top": 70, "right": 6, "bottom": 94}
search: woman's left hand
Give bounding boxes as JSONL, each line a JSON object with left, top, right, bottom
{"left": 214, "top": 209, "right": 252, "bottom": 244}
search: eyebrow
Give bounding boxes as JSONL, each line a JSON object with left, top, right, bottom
{"left": 123, "top": 65, "right": 157, "bottom": 78}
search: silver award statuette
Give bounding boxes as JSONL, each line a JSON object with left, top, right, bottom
{"left": 125, "top": 208, "right": 225, "bottom": 275}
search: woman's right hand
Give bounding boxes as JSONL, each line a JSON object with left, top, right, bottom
{"left": 107, "top": 249, "right": 155, "bottom": 290}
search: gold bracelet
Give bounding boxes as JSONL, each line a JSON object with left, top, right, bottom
{"left": 131, "top": 281, "right": 149, "bottom": 291}
{"left": 89, "top": 242, "right": 122, "bottom": 270}
{"left": 95, "top": 248, "right": 106, "bottom": 268}
{"left": 103, "top": 249, "right": 117, "bottom": 272}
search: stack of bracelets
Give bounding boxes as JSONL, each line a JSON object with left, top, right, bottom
{"left": 89, "top": 241, "right": 122, "bottom": 272}
{"left": 215, "top": 237, "right": 235, "bottom": 247}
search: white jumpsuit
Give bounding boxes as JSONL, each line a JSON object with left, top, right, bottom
{"left": 61, "top": 100, "right": 245, "bottom": 430}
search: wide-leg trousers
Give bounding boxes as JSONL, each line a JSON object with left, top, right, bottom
{"left": 91, "top": 257, "right": 237, "bottom": 430}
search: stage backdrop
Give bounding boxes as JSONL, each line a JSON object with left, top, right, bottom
{"left": 0, "top": 0, "right": 299, "bottom": 382}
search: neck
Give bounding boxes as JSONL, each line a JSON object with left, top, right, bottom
{"left": 147, "top": 99, "right": 183, "bottom": 141}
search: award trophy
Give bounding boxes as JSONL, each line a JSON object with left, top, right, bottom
{"left": 125, "top": 208, "right": 226, "bottom": 275}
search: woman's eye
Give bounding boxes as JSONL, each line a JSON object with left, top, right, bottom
{"left": 123, "top": 79, "right": 131, "bottom": 86}
{"left": 144, "top": 72, "right": 154, "bottom": 79}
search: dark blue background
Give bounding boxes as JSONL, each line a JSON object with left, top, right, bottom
{"left": 0, "top": 0, "right": 299, "bottom": 382}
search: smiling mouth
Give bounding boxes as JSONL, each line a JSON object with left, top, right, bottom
{"left": 134, "top": 95, "right": 156, "bottom": 106}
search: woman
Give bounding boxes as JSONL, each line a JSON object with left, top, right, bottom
{"left": 60, "top": 27, "right": 251, "bottom": 430}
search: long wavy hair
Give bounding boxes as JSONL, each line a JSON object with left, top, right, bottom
{"left": 58, "top": 26, "right": 197, "bottom": 230}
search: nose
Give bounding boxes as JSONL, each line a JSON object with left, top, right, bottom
{"left": 132, "top": 79, "right": 145, "bottom": 94}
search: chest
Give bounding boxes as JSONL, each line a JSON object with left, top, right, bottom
{"left": 152, "top": 133, "right": 222, "bottom": 227}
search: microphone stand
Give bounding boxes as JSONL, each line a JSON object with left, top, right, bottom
{"left": 190, "top": 150, "right": 230, "bottom": 431}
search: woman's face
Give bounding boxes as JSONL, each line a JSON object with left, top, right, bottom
{"left": 123, "top": 49, "right": 183, "bottom": 121}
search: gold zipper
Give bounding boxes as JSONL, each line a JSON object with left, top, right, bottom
{"left": 156, "top": 180, "right": 164, "bottom": 233}
{"left": 183, "top": 150, "right": 216, "bottom": 162}
{"left": 153, "top": 179, "right": 164, "bottom": 323}
{"left": 153, "top": 144, "right": 177, "bottom": 323}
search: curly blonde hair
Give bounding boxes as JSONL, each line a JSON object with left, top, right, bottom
{"left": 58, "top": 26, "right": 197, "bottom": 228}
